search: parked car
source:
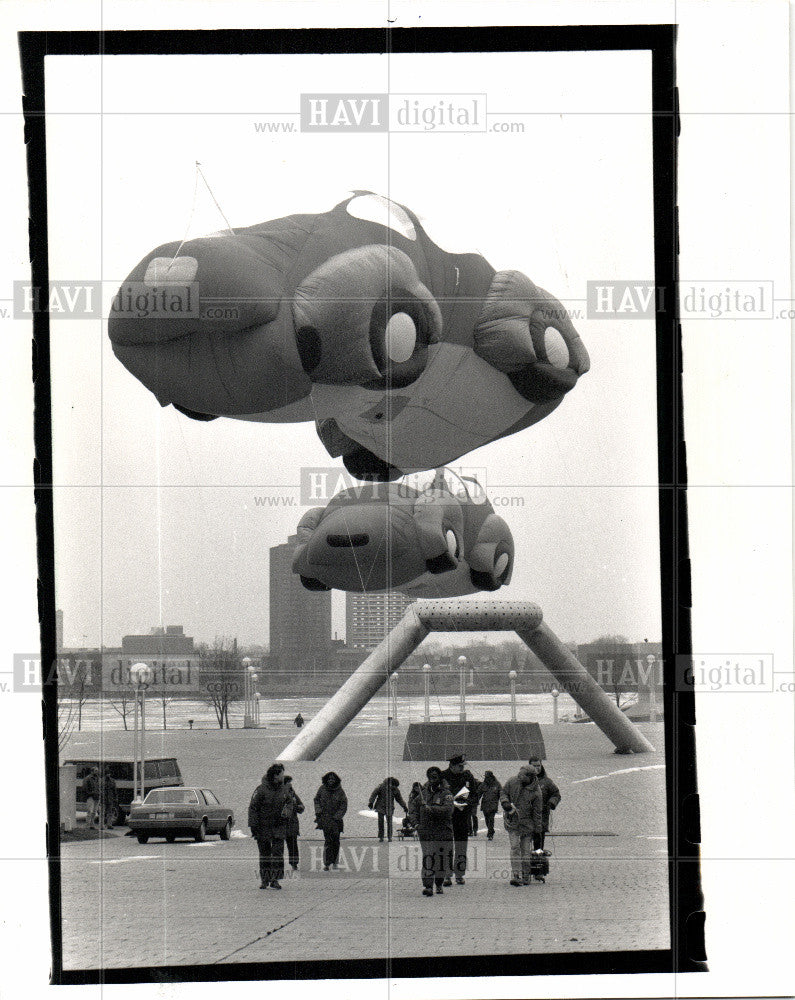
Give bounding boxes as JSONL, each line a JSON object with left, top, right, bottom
{"left": 127, "top": 787, "right": 234, "bottom": 843}
{"left": 65, "top": 757, "right": 184, "bottom": 825}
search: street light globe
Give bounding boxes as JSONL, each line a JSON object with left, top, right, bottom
{"left": 647, "top": 653, "right": 656, "bottom": 664}
{"left": 251, "top": 673, "right": 259, "bottom": 683}
{"left": 130, "top": 662, "right": 153, "bottom": 686}
{"left": 509, "top": 670, "right": 517, "bottom": 680}
{"left": 551, "top": 688, "right": 560, "bottom": 698}
{"left": 457, "top": 655, "right": 467, "bottom": 665}
{"left": 253, "top": 692, "right": 260, "bottom": 701}
{"left": 422, "top": 663, "right": 431, "bottom": 672}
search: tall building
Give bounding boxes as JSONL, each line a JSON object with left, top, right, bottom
{"left": 100, "top": 625, "right": 200, "bottom": 693}
{"left": 346, "top": 591, "right": 417, "bottom": 650}
{"left": 270, "top": 535, "right": 332, "bottom": 668}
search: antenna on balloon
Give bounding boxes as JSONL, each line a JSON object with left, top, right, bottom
{"left": 195, "top": 162, "right": 237, "bottom": 236}
{"left": 166, "top": 161, "right": 236, "bottom": 273}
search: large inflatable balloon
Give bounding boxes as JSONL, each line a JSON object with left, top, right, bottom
{"left": 109, "top": 193, "right": 589, "bottom": 480}
{"left": 291, "top": 475, "right": 514, "bottom": 597}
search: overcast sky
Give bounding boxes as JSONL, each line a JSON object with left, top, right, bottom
{"left": 45, "top": 49, "right": 660, "bottom": 648}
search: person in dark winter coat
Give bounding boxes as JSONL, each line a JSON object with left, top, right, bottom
{"left": 479, "top": 771, "right": 502, "bottom": 840}
{"left": 468, "top": 777, "right": 483, "bottom": 836}
{"left": 282, "top": 775, "right": 304, "bottom": 870}
{"left": 408, "top": 766, "right": 454, "bottom": 896}
{"left": 440, "top": 754, "right": 479, "bottom": 885}
{"left": 528, "top": 757, "right": 561, "bottom": 852}
{"left": 294, "top": 713, "right": 304, "bottom": 728}
{"left": 368, "top": 776, "right": 408, "bottom": 842}
{"left": 500, "top": 765, "right": 544, "bottom": 885}
{"left": 83, "top": 767, "right": 101, "bottom": 829}
{"left": 102, "top": 771, "right": 118, "bottom": 828}
{"left": 248, "top": 763, "right": 290, "bottom": 889}
{"left": 314, "top": 771, "right": 348, "bottom": 870}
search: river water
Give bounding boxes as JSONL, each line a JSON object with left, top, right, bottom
{"left": 59, "top": 691, "right": 593, "bottom": 733}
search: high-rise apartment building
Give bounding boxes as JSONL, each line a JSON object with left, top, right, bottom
{"left": 270, "top": 535, "right": 332, "bottom": 668}
{"left": 346, "top": 591, "right": 416, "bottom": 650}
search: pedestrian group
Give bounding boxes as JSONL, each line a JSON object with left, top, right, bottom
{"left": 247, "top": 754, "right": 560, "bottom": 893}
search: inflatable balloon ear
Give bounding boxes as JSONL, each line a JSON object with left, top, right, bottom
{"left": 289, "top": 474, "right": 515, "bottom": 598}
{"left": 109, "top": 193, "right": 589, "bottom": 479}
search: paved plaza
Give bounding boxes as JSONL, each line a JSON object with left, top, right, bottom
{"left": 60, "top": 721, "right": 669, "bottom": 970}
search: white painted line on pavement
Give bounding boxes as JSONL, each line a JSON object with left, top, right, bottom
{"left": 572, "top": 765, "right": 665, "bottom": 784}
{"left": 87, "top": 855, "right": 160, "bottom": 864}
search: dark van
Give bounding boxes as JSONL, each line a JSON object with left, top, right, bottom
{"left": 65, "top": 757, "right": 184, "bottom": 825}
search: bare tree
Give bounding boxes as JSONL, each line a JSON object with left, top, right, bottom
{"left": 591, "top": 634, "right": 633, "bottom": 708}
{"left": 159, "top": 689, "right": 173, "bottom": 730}
{"left": 107, "top": 690, "right": 132, "bottom": 731}
{"left": 60, "top": 658, "right": 95, "bottom": 731}
{"left": 58, "top": 697, "right": 78, "bottom": 754}
{"left": 199, "top": 639, "right": 243, "bottom": 729}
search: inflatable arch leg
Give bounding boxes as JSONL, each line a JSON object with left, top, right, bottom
{"left": 278, "top": 600, "right": 654, "bottom": 761}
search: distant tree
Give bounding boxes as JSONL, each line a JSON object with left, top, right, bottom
{"left": 591, "top": 634, "right": 633, "bottom": 708}
{"left": 158, "top": 689, "right": 173, "bottom": 730}
{"left": 107, "top": 690, "right": 132, "bottom": 731}
{"left": 199, "top": 639, "right": 243, "bottom": 729}
{"left": 60, "top": 658, "right": 95, "bottom": 731}
{"left": 58, "top": 697, "right": 78, "bottom": 754}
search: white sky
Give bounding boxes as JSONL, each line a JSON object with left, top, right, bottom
{"left": 45, "top": 49, "right": 660, "bottom": 647}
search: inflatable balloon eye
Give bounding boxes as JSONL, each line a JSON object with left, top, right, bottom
{"left": 293, "top": 244, "right": 442, "bottom": 388}
{"left": 445, "top": 528, "right": 459, "bottom": 560}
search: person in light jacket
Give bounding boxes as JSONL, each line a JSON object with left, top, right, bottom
{"left": 499, "top": 765, "right": 543, "bottom": 886}
{"left": 314, "top": 771, "right": 348, "bottom": 870}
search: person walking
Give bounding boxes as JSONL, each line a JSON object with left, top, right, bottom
{"left": 528, "top": 757, "right": 561, "bottom": 854}
{"left": 102, "top": 770, "right": 118, "bottom": 829}
{"left": 500, "top": 764, "right": 544, "bottom": 886}
{"left": 468, "top": 776, "right": 483, "bottom": 836}
{"left": 283, "top": 775, "right": 304, "bottom": 871}
{"left": 294, "top": 713, "right": 304, "bottom": 729}
{"left": 479, "top": 770, "right": 502, "bottom": 840}
{"left": 409, "top": 766, "right": 454, "bottom": 896}
{"left": 314, "top": 771, "right": 347, "bottom": 870}
{"left": 440, "top": 754, "right": 479, "bottom": 885}
{"left": 368, "top": 776, "right": 408, "bottom": 842}
{"left": 248, "top": 763, "right": 290, "bottom": 889}
{"left": 83, "top": 767, "right": 101, "bottom": 830}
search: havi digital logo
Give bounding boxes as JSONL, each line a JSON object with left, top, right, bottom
{"left": 301, "top": 94, "right": 387, "bottom": 132}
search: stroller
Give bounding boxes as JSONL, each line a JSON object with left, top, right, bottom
{"left": 397, "top": 814, "right": 418, "bottom": 840}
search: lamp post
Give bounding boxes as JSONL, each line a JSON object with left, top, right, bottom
{"left": 251, "top": 673, "right": 259, "bottom": 726}
{"left": 130, "top": 662, "right": 153, "bottom": 803}
{"left": 422, "top": 663, "right": 431, "bottom": 724}
{"left": 389, "top": 673, "right": 398, "bottom": 724}
{"left": 253, "top": 691, "right": 261, "bottom": 727}
{"left": 551, "top": 687, "right": 560, "bottom": 725}
{"left": 647, "top": 654, "right": 657, "bottom": 723}
{"left": 509, "top": 669, "right": 517, "bottom": 723}
{"left": 458, "top": 655, "right": 467, "bottom": 723}
{"left": 242, "top": 657, "right": 254, "bottom": 728}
